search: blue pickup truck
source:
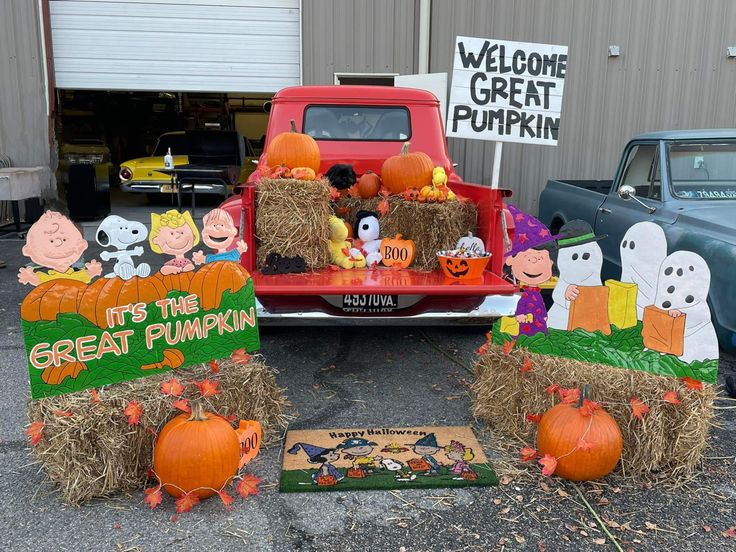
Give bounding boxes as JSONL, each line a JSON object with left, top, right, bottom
{"left": 539, "top": 129, "right": 736, "bottom": 352}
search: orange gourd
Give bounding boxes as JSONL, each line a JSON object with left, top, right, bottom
{"left": 266, "top": 119, "right": 320, "bottom": 172}
{"left": 403, "top": 187, "right": 420, "bottom": 201}
{"left": 381, "top": 142, "right": 433, "bottom": 195}
{"left": 536, "top": 385, "right": 623, "bottom": 481}
{"left": 380, "top": 234, "right": 416, "bottom": 268}
{"left": 291, "top": 166, "right": 317, "bottom": 181}
{"left": 153, "top": 402, "right": 241, "bottom": 498}
{"left": 357, "top": 170, "right": 382, "bottom": 199}
{"left": 21, "top": 280, "right": 87, "bottom": 322}
{"left": 187, "top": 261, "right": 251, "bottom": 311}
{"left": 154, "top": 271, "right": 194, "bottom": 293}
{"left": 78, "top": 276, "right": 168, "bottom": 328}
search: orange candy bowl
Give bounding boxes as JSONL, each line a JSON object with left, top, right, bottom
{"left": 437, "top": 250, "right": 491, "bottom": 280}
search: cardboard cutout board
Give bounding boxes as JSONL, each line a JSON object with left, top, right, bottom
{"left": 20, "top": 209, "right": 260, "bottom": 399}
{"left": 497, "top": 210, "right": 718, "bottom": 382}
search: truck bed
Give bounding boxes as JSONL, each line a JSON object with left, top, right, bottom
{"left": 551, "top": 179, "right": 613, "bottom": 194}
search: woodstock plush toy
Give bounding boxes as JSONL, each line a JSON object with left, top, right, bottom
{"left": 432, "top": 167, "right": 456, "bottom": 201}
{"left": 352, "top": 210, "right": 382, "bottom": 267}
{"left": 328, "top": 216, "right": 366, "bottom": 269}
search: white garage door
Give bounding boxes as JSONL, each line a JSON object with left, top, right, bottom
{"left": 49, "top": 0, "right": 301, "bottom": 92}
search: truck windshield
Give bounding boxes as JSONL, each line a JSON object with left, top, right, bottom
{"left": 303, "top": 106, "right": 410, "bottom": 141}
{"left": 668, "top": 141, "right": 736, "bottom": 200}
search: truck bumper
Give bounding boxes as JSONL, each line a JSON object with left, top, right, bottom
{"left": 254, "top": 293, "right": 520, "bottom": 326}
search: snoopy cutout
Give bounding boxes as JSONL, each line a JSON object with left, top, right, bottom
{"left": 380, "top": 458, "right": 417, "bottom": 482}
{"left": 653, "top": 251, "right": 718, "bottom": 363}
{"left": 96, "top": 215, "right": 151, "bottom": 280}
{"left": 620, "top": 222, "right": 668, "bottom": 319}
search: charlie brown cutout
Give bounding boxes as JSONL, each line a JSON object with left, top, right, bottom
{"left": 150, "top": 210, "right": 199, "bottom": 275}
{"left": 193, "top": 208, "right": 247, "bottom": 266}
{"left": 504, "top": 205, "right": 558, "bottom": 337}
{"left": 18, "top": 211, "right": 102, "bottom": 286}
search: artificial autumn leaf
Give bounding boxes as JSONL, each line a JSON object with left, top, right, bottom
{"left": 379, "top": 188, "right": 392, "bottom": 199}
{"left": 663, "top": 390, "right": 681, "bottom": 405}
{"left": 377, "top": 198, "right": 389, "bottom": 216}
{"left": 680, "top": 376, "right": 704, "bottom": 390}
{"left": 722, "top": 527, "right": 736, "bottom": 538}
{"left": 52, "top": 409, "right": 73, "bottom": 418}
{"left": 579, "top": 399, "right": 601, "bottom": 417}
{"left": 25, "top": 421, "right": 44, "bottom": 446}
{"left": 526, "top": 412, "right": 542, "bottom": 424}
{"left": 630, "top": 397, "right": 650, "bottom": 420}
{"left": 194, "top": 378, "right": 220, "bottom": 397}
{"left": 144, "top": 486, "right": 163, "bottom": 510}
{"left": 89, "top": 389, "right": 101, "bottom": 403}
{"left": 559, "top": 388, "right": 580, "bottom": 405}
{"left": 538, "top": 454, "right": 558, "bottom": 477}
{"left": 520, "top": 357, "right": 534, "bottom": 373}
{"left": 576, "top": 438, "right": 594, "bottom": 452}
{"left": 161, "top": 378, "right": 185, "bottom": 397}
{"left": 172, "top": 398, "right": 191, "bottom": 413}
{"left": 475, "top": 342, "right": 489, "bottom": 356}
{"left": 329, "top": 186, "right": 341, "bottom": 201}
{"left": 502, "top": 340, "right": 515, "bottom": 354}
{"left": 236, "top": 474, "right": 261, "bottom": 498}
{"left": 546, "top": 384, "right": 560, "bottom": 395}
{"left": 209, "top": 359, "right": 219, "bottom": 374}
{"left": 347, "top": 184, "right": 360, "bottom": 198}
{"left": 218, "top": 490, "right": 234, "bottom": 510}
{"left": 175, "top": 492, "right": 200, "bottom": 514}
{"left": 231, "top": 348, "right": 251, "bottom": 363}
{"left": 124, "top": 401, "right": 143, "bottom": 426}
{"left": 520, "top": 446, "right": 538, "bottom": 462}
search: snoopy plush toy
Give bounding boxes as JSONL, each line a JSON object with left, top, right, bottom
{"left": 352, "top": 210, "right": 382, "bottom": 267}
{"left": 96, "top": 215, "right": 151, "bottom": 280}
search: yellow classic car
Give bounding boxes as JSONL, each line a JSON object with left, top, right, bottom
{"left": 119, "top": 131, "right": 256, "bottom": 197}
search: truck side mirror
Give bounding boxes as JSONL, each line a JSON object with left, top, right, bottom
{"left": 618, "top": 184, "right": 636, "bottom": 199}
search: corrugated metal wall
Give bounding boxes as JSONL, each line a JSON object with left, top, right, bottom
{"left": 302, "top": 0, "right": 736, "bottom": 213}
{"left": 0, "top": 1, "right": 50, "bottom": 167}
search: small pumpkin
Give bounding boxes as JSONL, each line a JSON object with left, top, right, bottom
{"left": 21, "top": 279, "right": 87, "bottom": 323}
{"left": 291, "top": 166, "right": 317, "bottom": 181}
{"left": 536, "top": 385, "right": 623, "bottom": 481}
{"left": 357, "top": 170, "right": 382, "bottom": 199}
{"left": 153, "top": 402, "right": 241, "bottom": 498}
{"left": 187, "top": 261, "right": 251, "bottom": 311}
{"left": 78, "top": 276, "right": 168, "bottom": 328}
{"left": 266, "top": 119, "right": 320, "bottom": 172}
{"left": 270, "top": 164, "right": 292, "bottom": 179}
{"left": 403, "top": 187, "right": 420, "bottom": 201}
{"left": 419, "top": 183, "right": 444, "bottom": 203}
{"left": 380, "top": 234, "right": 416, "bottom": 268}
{"left": 381, "top": 142, "right": 434, "bottom": 195}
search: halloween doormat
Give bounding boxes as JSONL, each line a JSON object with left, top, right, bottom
{"left": 280, "top": 425, "right": 497, "bottom": 493}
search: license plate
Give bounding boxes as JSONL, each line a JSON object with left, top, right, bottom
{"left": 161, "top": 184, "right": 176, "bottom": 193}
{"left": 342, "top": 294, "right": 399, "bottom": 313}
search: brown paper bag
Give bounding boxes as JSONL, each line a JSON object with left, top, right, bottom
{"left": 567, "top": 286, "right": 612, "bottom": 335}
{"left": 641, "top": 305, "right": 686, "bottom": 356}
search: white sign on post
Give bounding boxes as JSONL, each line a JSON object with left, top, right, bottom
{"left": 446, "top": 36, "right": 568, "bottom": 146}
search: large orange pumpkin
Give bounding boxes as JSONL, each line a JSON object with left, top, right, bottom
{"left": 536, "top": 386, "right": 623, "bottom": 481}
{"left": 21, "top": 280, "right": 87, "bottom": 322}
{"left": 357, "top": 170, "right": 382, "bottom": 199}
{"left": 154, "top": 271, "right": 193, "bottom": 294}
{"left": 381, "top": 142, "right": 434, "bottom": 195}
{"left": 78, "top": 276, "right": 168, "bottom": 328}
{"left": 187, "top": 261, "right": 251, "bottom": 310}
{"left": 266, "top": 119, "right": 320, "bottom": 172}
{"left": 153, "top": 402, "right": 241, "bottom": 498}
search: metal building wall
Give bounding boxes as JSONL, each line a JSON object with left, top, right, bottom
{"left": 0, "top": 1, "right": 50, "bottom": 167}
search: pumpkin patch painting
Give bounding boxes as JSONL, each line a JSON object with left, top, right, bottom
{"left": 494, "top": 211, "right": 718, "bottom": 383}
{"left": 280, "top": 426, "right": 497, "bottom": 493}
{"left": 19, "top": 210, "right": 260, "bottom": 399}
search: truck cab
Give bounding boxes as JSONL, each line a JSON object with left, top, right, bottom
{"left": 220, "top": 85, "right": 518, "bottom": 323}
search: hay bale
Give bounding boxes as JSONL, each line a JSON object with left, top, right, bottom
{"left": 28, "top": 357, "right": 291, "bottom": 504}
{"left": 255, "top": 178, "right": 331, "bottom": 269}
{"left": 472, "top": 345, "right": 715, "bottom": 482}
{"left": 337, "top": 197, "right": 477, "bottom": 270}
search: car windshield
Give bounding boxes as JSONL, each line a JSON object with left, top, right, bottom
{"left": 668, "top": 141, "right": 736, "bottom": 199}
{"left": 153, "top": 134, "right": 188, "bottom": 156}
{"left": 303, "top": 106, "right": 411, "bottom": 141}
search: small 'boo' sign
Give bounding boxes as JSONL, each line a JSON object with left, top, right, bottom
{"left": 447, "top": 36, "right": 568, "bottom": 146}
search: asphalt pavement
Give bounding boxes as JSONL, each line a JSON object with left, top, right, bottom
{"left": 0, "top": 238, "right": 734, "bottom": 552}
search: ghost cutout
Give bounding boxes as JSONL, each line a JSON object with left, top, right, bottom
{"left": 548, "top": 240, "right": 604, "bottom": 330}
{"left": 653, "top": 251, "right": 718, "bottom": 363}
{"left": 619, "top": 222, "right": 668, "bottom": 319}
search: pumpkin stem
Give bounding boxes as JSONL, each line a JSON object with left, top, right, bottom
{"left": 188, "top": 401, "right": 208, "bottom": 422}
{"left": 289, "top": 119, "right": 298, "bottom": 133}
{"left": 400, "top": 142, "right": 411, "bottom": 155}
{"left": 578, "top": 384, "right": 591, "bottom": 408}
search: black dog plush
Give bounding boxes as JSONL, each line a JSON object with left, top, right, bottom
{"left": 324, "top": 164, "right": 356, "bottom": 191}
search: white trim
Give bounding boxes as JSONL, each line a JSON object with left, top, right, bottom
{"left": 37, "top": 0, "right": 50, "bottom": 116}
{"left": 298, "top": 0, "right": 303, "bottom": 85}
{"left": 417, "top": 0, "right": 430, "bottom": 74}
{"left": 333, "top": 72, "right": 399, "bottom": 85}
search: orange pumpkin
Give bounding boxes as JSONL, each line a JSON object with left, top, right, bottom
{"left": 153, "top": 402, "right": 241, "bottom": 498}
{"left": 187, "top": 261, "right": 251, "bottom": 311}
{"left": 41, "top": 361, "right": 87, "bottom": 385}
{"left": 266, "top": 119, "right": 320, "bottom": 172}
{"left": 381, "top": 142, "right": 434, "bottom": 195}
{"left": 291, "top": 166, "right": 317, "bottom": 181}
{"left": 141, "top": 348, "right": 185, "bottom": 371}
{"left": 78, "top": 276, "right": 168, "bottom": 328}
{"left": 403, "top": 187, "right": 420, "bottom": 201}
{"left": 343, "top": 220, "right": 354, "bottom": 239}
{"left": 380, "top": 234, "right": 416, "bottom": 268}
{"left": 536, "top": 385, "right": 623, "bottom": 481}
{"left": 154, "top": 271, "right": 194, "bottom": 294}
{"left": 357, "top": 170, "right": 382, "bottom": 199}
{"left": 21, "top": 280, "right": 87, "bottom": 322}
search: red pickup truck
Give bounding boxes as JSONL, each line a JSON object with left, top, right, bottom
{"left": 219, "top": 85, "right": 518, "bottom": 323}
